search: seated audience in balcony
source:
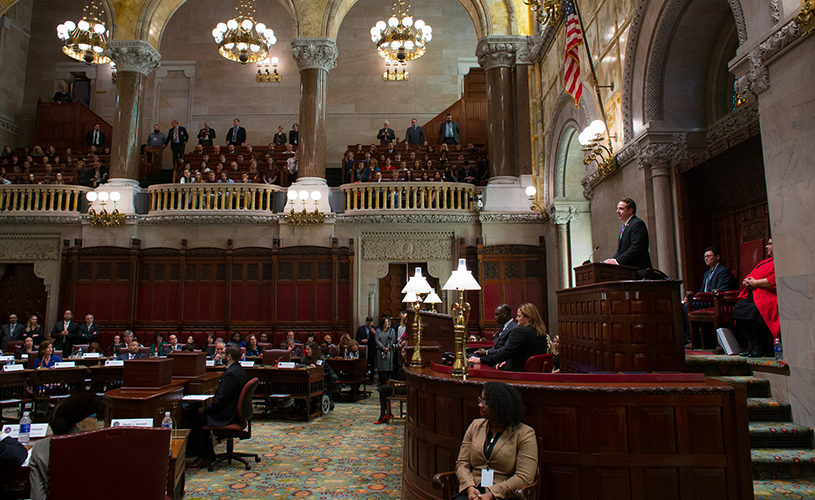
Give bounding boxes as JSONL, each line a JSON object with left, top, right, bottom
{"left": 382, "top": 159, "right": 394, "bottom": 171}
{"left": 32, "top": 146, "right": 44, "bottom": 156}
{"left": 289, "top": 123, "right": 299, "bottom": 146}
{"left": 179, "top": 169, "right": 193, "bottom": 183}
{"left": 227, "top": 144, "right": 236, "bottom": 154}
{"left": 283, "top": 144, "right": 295, "bottom": 155}
{"left": 34, "top": 341, "right": 61, "bottom": 369}
{"left": 286, "top": 152, "right": 298, "bottom": 183}
{"left": 206, "top": 171, "right": 217, "bottom": 183}
{"left": 443, "top": 165, "right": 457, "bottom": 182}
{"left": 193, "top": 171, "right": 203, "bottom": 183}
{"left": 425, "top": 159, "right": 433, "bottom": 170}
{"left": 343, "top": 151, "right": 355, "bottom": 180}
{"left": 432, "top": 171, "right": 442, "bottom": 182}
{"left": 468, "top": 303, "right": 550, "bottom": 372}
{"left": 263, "top": 167, "right": 278, "bottom": 185}
{"left": 390, "top": 170, "right": 400, "bottom": 182}
{"left": 372, "top": 171, "right": 383, "bottom": 182}
{"left": 239, "top": 172, "right": 250, "bottom": 183}
{"left": 193, "top": 144, "right": 204, "bottom": 154}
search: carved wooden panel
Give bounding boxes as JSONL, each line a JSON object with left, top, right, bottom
{"left": 0, "top": 264, "right": 47, "bottom": 326}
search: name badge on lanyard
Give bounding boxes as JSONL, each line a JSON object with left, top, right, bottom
{"left": 481, "top": 468, "right": 494, "bottom": 487}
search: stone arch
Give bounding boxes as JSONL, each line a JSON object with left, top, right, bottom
{"left": 543, "top": 91, "right": 593, "bottom": 208}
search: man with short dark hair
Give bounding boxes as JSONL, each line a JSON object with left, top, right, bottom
{"left": 187, "top": 343, "right": 247, "bottom": 470}
{"left": 78, "top": 314, "right": 99, "bottom": 344}
{"left": 50, "top": 310, "right": 79, "bottom": 354}
{"left": 168, "top": 334, "right": 180, "bottom": 351}
{"left": 164, "top": 119, "right": 189, "bottom": 168}
{"left": 438, "top": 114, "right": 460, "bottom": 145}
{"left": 356, "top": 316, "right": 377, "bottom": 381}
{"left": 85, "top": 124, "right": 105, "bottom": 148}
{"left": 0, "top": 314, "right": 25, "bottom": 350}
{"left": 474, "top": 304, "right": 516, "bottom": 356}
{"left": 118, "top": 340, "right": 147, "bottom": 360}
{"left": 604, "top": 198, "right": 652, "bottom": 270}
{"left": 683, "top": 246, "right": 739, "bottom": 346}
{"left": 404, "top": 118, "right": 428, "bottom": 146}
{"left": 226, "top": 119, "right": 246, "bottom": 147}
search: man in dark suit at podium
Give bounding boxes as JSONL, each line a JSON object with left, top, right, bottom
{"left": 604, "top": 198, "right": 652, "bottom": 270}
{"left": 473, "top": 304, "right": 516, "bottom": 357}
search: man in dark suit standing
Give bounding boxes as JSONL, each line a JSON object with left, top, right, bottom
{"left": 50, "top": 310, "right": 79, "bottom": 355}
{"left": 85, "top": 124, "right": 105, "bottom": 148}
{"left": 473, "top": 304, "right": 516, "bottom": 357}
{"left": 377, "top": 121, "right": 396, "bottom": 145}
{"left": 226, "top": 118, "right": 246, "bottom": 147}
{"left": 438, "top": 113, "right": 460, "bottom": 145}
{"left": 683, "top": 246, "right": 739, "bottom": 346}
{"left": 78, "top": 313, "right": 99, "bottom": 344}
{"left": 118, "top": 340, "right": 147, "bottom": 360}
{"left": 604, "top": 198, "right": 652, "bottom": 270}
{"left": 0, "top": 314, "right": 26, "bottom": 350}
{"left": 197, "top": 122, "right": 216, "bottom": 146}
{"left": 356, "top": 316, "right": 376, "bottom": 381}
{"left": 164, "top": 119, "right": 189, "bottom": 168}
{"left": 404, "top": 118, "right": 427, "bottom": 146}
{"left": 187, "top": 343, "right": 247, "bottom": 470}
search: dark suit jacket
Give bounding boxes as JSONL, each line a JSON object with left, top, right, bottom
{"left": 289, "top": 130, "right": 299, "bottom": 145}
{"left": 85, "top": 130, "right": 105, "bottom": 147}
{"left": 118, "top": 352, "right": 147, "bottom": 360}
{"left": 165, "top": 126, "right": 189, "bottom": 146}
{"left": 438, "top": 121, "right": 461, "bottom": 143}
{"left": 0, "top": 436, "right": 28, "bottom": 469}
{"left": 78, "top": 323, "right": 99, "bottom": 344}
{"left": 699, "top": 264, "right": 738, "bottom": 293}
{"left": 49, "top": 321, "right": 80, "bottom": 353}
{"left": 0, "top": 323, "right": 26, "bottom": 349}
{"left": 488, "top": 319, "right": 517, "bottom": 355}
{"left": 479, "top": 326, "right": 549, "bottom": 372}
{"left": 404, "top": 126, "right": 427, "bottom": 145}
{"left": 226, "top": 127, "right": 247, "bottom": 146}
{"left": 204, "top": 361, "right": 247, "bottom": 427}
{"left": 273, "top": 132, "right": 287, "bottom": 145}
{"left": 197, "top": 127, "right": 216, "bottom": 145}
{"left": 612, "top": 216, "right": 653, "bottom": 270}
{"left": 377, "top": 128, "right": 396, "bottom": 145}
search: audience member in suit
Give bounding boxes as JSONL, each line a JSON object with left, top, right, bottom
{"left": 84, "top": 124, "right": 105, "bottom": 148}
{"left": 404, "top": 118, "right": 428, "bottom": 145}
{"left": 454, "top": 382, "right": 538, "bottom": 500}
{"left": 604, "top": 197, "right": 653, "bottom": 271}
{"left": 469, "top": 303, "right": 549, "bottom": 372}
{"left": 30, "top": 392, "right": 104, "bottom": 500}
{"left": 164, "top": 119, "right": 189, "bottom": 168}
{"left": 52, "top": 85, "right": 71, "bottom": 104}
{"left": 288, "top": 123, "right": 299, "bottom": 146}
{"left": 377, "top": 121, "right": 396, "bottom": 145}
{"left": 167, "top": 334, "right": 182, "bottom": 351}
{"left": 272, "top": 125, "right": 287, "bottom": 146}
{"left": 226, "top": 118, "right": 246, "bottom": 146}
{"left": 187, "top": 344, "right": 247, "bottom": 470}
{"left": 197, "top": 123, "right": 216, "bottom": 146}
{"left": 284, "top": 339, "right": 303, "bottom": 358}
{"left": 683, "top": 246, "right": 739, "bottom": 347}
{"left": 279, "top": 331, "right": 297, "bottom": 349}
{"left": 77, "top": 314, "right": 99, "bottom": 344}
{"left": 211, "top": 339, "right": 227, "bottom": 365}
{"left": 438, "top": 113, "right": 461, "bottom": 145}
{"left": 49, "top": 310, "right": 79, "bottom": 355}
{"left": 118, "top": 341, "right": 147, "bottom": 360}
{"left": 474, "top": 304, "right": 517, "bottom": 357}
{"left": 1, "top": 314, "right": 26, "bottom": 350}
{"left": 33, "top": 341, "right": 62, "bottom": 369}
{"left": 356, "top": 316, "right": 376, "bottom": 379}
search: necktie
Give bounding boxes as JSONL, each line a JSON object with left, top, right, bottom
{"left": 174, "top": 127, "right": 179, "bottom": 142}
{"left": 94, "top": 131, "right": 98, "bottom": 143}
{"left": 233, "top": 127, "right": 238, "bottom": 142}
{"left": 619, "top": 224, "right": 626, "bottom": 240}
{"left": 447, "top": 123, "right": 452, "bottom": 137}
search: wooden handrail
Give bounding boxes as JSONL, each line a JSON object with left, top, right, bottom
{"left": 35, "top": 100, "right": 113, "bottom": 152}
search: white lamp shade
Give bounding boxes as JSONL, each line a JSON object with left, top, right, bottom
{"left": 109, "top": 191, "right": 121, "bottom": 201}
{"left": 298, "top": 190, "right": 309, "bottom": 200}
{"left": 424, "top": 289, "right": 442, "bottom": 304}
{"left": 401, "top": 267, "right": 433, "bottom": 295}
{"left": 443, "top": 258, "right": 481, "bottom": 291}
{"left": 271, "top": 57, "right": 279, "bottom": 65}
{"left": 85, "top": 191, "right": 97, "bottom": 202}
{"left": 525, "top": 185, "right": 537, "bottom": 197}
{"left": 255, "top": 23, "right": 266, "bottom": 33}
{"left": 311, "top": 191, "right": 321, "bottom": 201}
{"left": 97, "top": 191, "right": 109, "bottom": 202}
{"left": 287, "top": 190, "right": 298, "bottom": 200}
{"left": 589, "top": 119, "right": 606, "bottom": 134}
{"left": 402, "top": 292, "right": 418, "bottom": 303}
{"left": 78, "top": 20, "right": 90, "bottom": 31}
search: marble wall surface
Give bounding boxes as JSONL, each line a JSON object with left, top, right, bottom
{"left": 0, "top": 0, "right": 31, "bottom": 147}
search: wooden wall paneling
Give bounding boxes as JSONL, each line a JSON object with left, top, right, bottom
{"left": 0, "top": 264, "right": 47, "bottom": 326}
{"left": 225, "top": 241, "right": 233, "bottom": 330}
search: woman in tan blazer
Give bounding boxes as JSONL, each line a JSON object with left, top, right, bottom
{"left": 455, "top": 382, "right": 537, "bottom": 499}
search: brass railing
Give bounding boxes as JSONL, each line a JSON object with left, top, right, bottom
{"left": 0, "top": 185, "right": 91, "bottom": 213}
{"left": 147, "top": 183, "right": 286, "bottom": 213}
{"left": 340, "top": 182, "right": 476, "bottom": 211}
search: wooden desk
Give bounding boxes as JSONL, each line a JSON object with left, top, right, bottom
{"left": 29, "top": 367, "right": 89, "bottom": 418}
{"left": 167, "top": 429, "right": 190, "bottom": 500}
{"left": 258, "top": 366, "right": 324, "bottom": 420}
{"left": 105, "top": 385, "right": 184, "bottom": 427}
{"left": 0, "top": 369, "right": 33, "bottom": 422}
{"left": 87, "top": 365, "right": 124, "bottom": 394}
{"left": 329, "top": 357, "right": 367, "bottom": 401}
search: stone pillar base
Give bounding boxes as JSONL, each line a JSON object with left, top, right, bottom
{"left": 96, "top": 178, "right": 141, "bottom": 214}
{"left": 482, "top": 175, "right": 534, "bottom": 212}
{"left": 287, "top": 177, "right": 332, "bottom": 214}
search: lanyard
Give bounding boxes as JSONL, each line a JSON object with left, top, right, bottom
{"left": 483, "top": 429, "right": 503, "bottom": 462}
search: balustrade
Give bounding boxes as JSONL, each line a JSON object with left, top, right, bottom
{"left": 340, "top": 182, "right": 476, "bottom": 212}
{"left": 147, "top": 183, "right": 286, "bottom": 213}
{"left": 0, "top": 185, "right": 90, "bottom": 213}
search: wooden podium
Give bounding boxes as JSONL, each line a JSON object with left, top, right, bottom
{"left": 573, "top": 262, "right": 638, "bottom": 286}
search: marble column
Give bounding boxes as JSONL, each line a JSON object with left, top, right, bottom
{"left": 291, "top": 38, "right": 338, "bottom": 182}
{"left": 649, "top": 163, "right": 676, "bottom": 276}
{"left": 548, "top": 205, "right": 579, "bottom": 288}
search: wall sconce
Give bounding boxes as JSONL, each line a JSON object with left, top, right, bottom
{"left": 523, "top": 0, "right": 562, "bottom": 25}
{"left": 442, "top": 258, "right": 481, "bottom": 380}
{"left": 424, "top": 288, "right": 442, "bottom": 313}
{"left": 578, "top": 120, "right": 617, "bottom": 177}
{"left": 256, "top": 57, "right": 281, "bottom": 83}
{"left": 86, "top": 190, "right": 125, "bottom": 226}
{"left": 402, "top": 267, "right": 433, "bottom": 368}
{"left": 286, "top": 189, "right": 324, "bottom": 225}
{"left": 524, "top": 185, "right": 545, "bottom": 215}
{"left": 383, "top": 60, "right": 409, "bottom": 81}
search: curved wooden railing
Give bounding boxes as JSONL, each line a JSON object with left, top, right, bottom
{"left": 340, "top": 182, "right": 476, "bottom": 212}
{"left": 146, "top": 183, "right": 286, "bottom": 213}
{"left": 0, "top": 185, "right": 91, "bottom": 213}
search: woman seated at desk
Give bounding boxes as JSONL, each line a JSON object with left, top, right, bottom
{"left": 468, "top": 303, "right": 549, "bottom": 372}
{"left": 454, "top": 382, "right": 538, "bottom": 500}
{"left": 185, "top": 335, "right": 197, "bottom": 350}
{"left": 245, "top": 334, "right": 261, "bottom": 357}
{"left": 230, "top": 332, "right": 246, "bottom": 348}
{"left": 87, "top": 342, "right": 103, "bottom": 355}
{"left": 14, "top": 337, "right": 36, "bottom": 360}
{"left": 33, "top": 341, "right": 61, "bottom": 369}
{"left": 302, "top": 342, "right": 340, "bottom": 404}
{"left": 202, "top": 333, "right": 216, "bottom": 358}
{"left": 149, "top": 333, "right": 168, "bottom": 357}
{"left": 345, "top": 340, "right": 360, "bottom": 359}
{"left": 107, "top": 335, "right": 121, "bottom": 358}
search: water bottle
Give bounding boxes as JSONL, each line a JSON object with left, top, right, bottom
{"left": 5, "top": 358, "right": 13, "bottom": 366}
{"left": 19, "top": 412, "right": 31, "bottom": 444}
{"left": 774, "top": 338, "right": 783, "bottom": 361}
{"left": 161, "top": 411, "right": 173, "bottom": 430}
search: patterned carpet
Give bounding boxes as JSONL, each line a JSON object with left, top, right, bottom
{"left": 184, "top": 396, "right": 404, "bottom": 499}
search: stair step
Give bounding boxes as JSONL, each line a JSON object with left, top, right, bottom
{"left": 753, "top": 479, "right": 815, "bottom": 499}
{"left": 748, "top": 398, "right": 793, "bottom": 422}
{"left": 750, "top": 422, "right": 814, "bottom": 449}
{"left": 752, "top": 449, "right": 815, "bottom": 480}
{"left": 710, "top": 376, "right": 772, "bottom": 398}
{"left": 685, "top": 354, "right": 753, "bottom": 376}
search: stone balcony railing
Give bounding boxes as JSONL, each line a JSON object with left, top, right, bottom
{"left": 146, "top": 183, "right": 287, "bottom": 214}
{"left": 340, "top": 182, "right": 477, "bottom": 212}
{"left": 0, "top": 185, "right": 91, "bottom": 214}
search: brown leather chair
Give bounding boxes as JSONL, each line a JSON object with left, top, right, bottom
{"left": 48, "top": 427, "right": 172, "bottom": 500}
{"left": 262, "top": 349, "right": 291, "bottom": 365}
{"left": 203, "top": 377, "right": 260, "bottom": 471}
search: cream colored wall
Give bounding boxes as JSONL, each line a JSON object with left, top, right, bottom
{"left": 0, "top": 1, "right": 31, "bottom": 148}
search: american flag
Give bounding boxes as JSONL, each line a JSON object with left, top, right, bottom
{"left": 564, "top": 0, "right": 583, "bottom": 108}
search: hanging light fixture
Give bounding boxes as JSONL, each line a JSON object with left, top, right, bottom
{"left": 370, "top": 0, "right": 432, "bottom": 65}
{"left": 212, "top": 0, "right": 276, "bottom": 65}
{"left": 56, "top": 0, "right": 110, "bottom": 65}
{"left": 523, "top": 0, "right": 563, "bottom": 26}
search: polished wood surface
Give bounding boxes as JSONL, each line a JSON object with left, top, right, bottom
{"left": 123, "top": 358, "right": 174, "bottom": 390}
{"left": 407, "top": 310, "right": 455, "bottom": 353}
{"left": 402, "top": 367, "right": 753, "bottom": 500}
{"left": 168, "top": 352, "right": 206, "bottom": 378}
{"left": 167, "top": 429, "right": 189, "bottom": 500}
{"left": 573, "top": 262, "right": 638, "bottom": 286}
{"left": 104, "top": 385, "right": 184, "bottom": 427}
{"left": 557, "top": 280, "right": 686, "bottom": 373}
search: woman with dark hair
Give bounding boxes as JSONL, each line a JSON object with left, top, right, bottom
{"left": 301, "top": 342, "right": 339, "bottom": 406}
{"left": 734, "top": 239, "right": 779, "bottom": 357}
{"left": 14, "top": 337, "right": 36, "bottom": 360}
{"left": 305, "top": 332, "right": 316, "bottom": 345}
{"left": 245, "top": 334, "right": 260, "bottom": 357}
{"left": 375, "top": 316, "right": 397, "bottom": 383}
{"left": 202, "top": 333, "right": 216, "bottom": 357}
{"left": 185, "top": 335, "right": 197, "bottom": 350}
{"left": 108, "top": 335, "right": 121, "bottom": 358}
{"left": 149, "top": 332, "right": 167, "bottom": 357}
{"left": 468, "top": 303, "right": 549, "bottom": 372}
{"left": 87, "top": 342, "right": 102, "bottom": 354}
{"left": 301, "top": 341, "right": 323, "bottom": 366}
{"left": 374, "top": 345, "right": 406, "bottom": 424}
{"left": 230, "top": 332, "right": 246, "bottom": 347}
{"left": 454, "top": 382, "right": 538, "bottom": 500}
{"left": 33, "top": 341, "right": 61, "bottom": 369}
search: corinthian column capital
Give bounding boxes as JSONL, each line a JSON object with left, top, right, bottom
{"left": 476, "top": 36, "right": 527, "bottom": 70}
{"left": 291, "top": 37, "right": 338, "bottom": 72}
{"left": 107, "top": 40, "right": 161, "bottom": 76}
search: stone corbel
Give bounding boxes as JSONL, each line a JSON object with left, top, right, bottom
{"left": 107, "top": 40, "right": 162, "bottom": 76}
{"left": 291, "top": 38, "right": 338, "bottom": 72}
{"left": 476, "top": 36, "right": 528, "bottom": 70}
{"left": 546, "top": 205, "right": 579, "bottom": 225}
{"left": 636, "top": 133, "right": 688, "bottom": 168}
{"left": 731, "top": 18, "right": 800, "bottom": 98}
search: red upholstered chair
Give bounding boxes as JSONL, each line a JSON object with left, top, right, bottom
{"left": 203, "top": 377, "right": 261, "bottom": 471}
{"left": 47, "top": 427, "right": 171, "bottom": 500}
{"left": 4, "top": 341, "right": 22, "bottom": 354}
{"left": 262, "top": 349, "right": 291, "bottom": 365}
{"left": 524, "top": 353, "right": 554, "bottom": 373}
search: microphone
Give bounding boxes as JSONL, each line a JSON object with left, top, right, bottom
{"left": 582, "top": 246, "right": 600, "bottom": 265}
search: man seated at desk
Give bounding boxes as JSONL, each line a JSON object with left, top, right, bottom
{"left": 187, "top": 344, "right": 247, "bottom": 470}
{"left": 285, "top": 338, "right": 303, "bottom": 358}
{"left": 211, "top": 339, "right": 226, "bottom": 365}
{"left": 118, "top": 341, "right": 147, "bottom": 360}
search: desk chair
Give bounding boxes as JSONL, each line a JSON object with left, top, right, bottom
{"left": 203, "top": 377, "right": 260, "bottom": 471}
{"left": 433, "top": 462, "right": 540, "bottom": 500}
{"left": 523, "top": 353, "right": 554, "bottom": 373}
{"left": 48, "top": 427, "right": 171, "bottom": 500}
{"left": 262, "top": 349, "right": 291, "bottom": 365}
{"left": 386, "top": 379, "right": 407, "bottom": 423}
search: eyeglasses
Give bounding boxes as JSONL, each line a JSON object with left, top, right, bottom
{"left": 477, "top": 397, "right": 487, "bottom": 406}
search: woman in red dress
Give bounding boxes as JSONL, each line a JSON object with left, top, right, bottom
{"left": 734, "top": 239, "right": 779, "bottom": 357}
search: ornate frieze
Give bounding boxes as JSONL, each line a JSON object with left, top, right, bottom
{"left": 736, "top": 19, "right": 800, "bottom": 98}
{"left": 705, "top": 101, "right": 760, "bottom": 143}
{"left": 361, "top": 232, "right": 454, "bottom": 261}
{"left": 107, "top": 40, "right": 161, "bottom": 76}
{"left": 478, "top": 213, "right": 543, "bottom": 223}
{"left": 636, "top": 134, "right": 688, "bottom": 167}
{"left": 291, "top": 38, "right": 338, "bottom": 72}
{"left": 337, "top": 214, "right": 479, "bottom": 224}
{"left": 0, "top": 236, "right": 61, "bottom": 261}
{"left": 140, "top": 215, "right": 281, "bottom": 224}
{"left": 546, "top": 205, "right": 579, "bottom": 225}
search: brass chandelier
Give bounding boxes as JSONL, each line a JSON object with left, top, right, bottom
{"left": 524, "top": 0, "right": 563, "bottom": 25}
{"left": 56, "top": 0, "right": 110, "bottom": 65}
{"left": 370, "top": 0, "right": 432, "bottom": 64}
{"left": 212, "top": 0, "right": 277, "bottom": 65}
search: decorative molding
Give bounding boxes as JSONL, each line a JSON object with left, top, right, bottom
{"left": 373, "top": 262, "right": 389, "bottom": 279}
{"left": 0, "top": 233, "right": 62, "bottom": 240}
{"left": 0, "top": 216, "right": 82, "bottom": 225}
{"left": 621, "top": 0, "right": 649, "bottom": 143}
{"left": 525, "top": 21, "right": 560, "bottom": 64}
{"left": 107, "top": 40, "right": 161, "bottom": 76}
{"left": 581, "top": 143, "right": 640, "bottom": 199}
{"left": 478, "top": 213, "right": 543, "bottom": 222}
{"left": 140, "top": 215, "right": 281, "bottom": 224}
{"left": 547, "top": 205, "right": 579, "bottom": 225}
{"left": 705, "top": 101, "right": 759, "bottom": 143}
{"left": 725, "top": 0, "right": 749, "bottom": 45}
{"left": 290, "top": 38, "right": 338, "bottom": 72}
{"left": 0, "top": 239, "right": 61, "bottom": 261}
{"left": 33, "top": 263, "right": 48, "bottom": 280}
{"left": 480, "top": 244, "right": 545, "bottom": 255}
{"left": 337, "top": 214, "right": 479, "bottom": 224}
{"left": 736, "top": 19, "right": 800, "bottom": 98}
{"left": 636, "top": 133, "right": 688, "bottom": 166}
{"left": 770, "top": 0, "right": 780, "bottom": 24}
{"left": 476, "top": 36, "right": 527, "bottom": 70}
{"left": 0, "top": 107, "right": 21, "bottom": 136}
{"left": 154, "top": 61, "right": 197, "bottom": 79}
{"left": 361, "top": 232, "right": 453, "bottom": 261}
